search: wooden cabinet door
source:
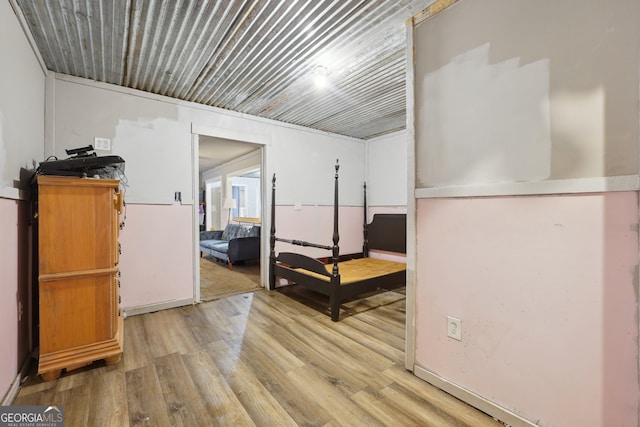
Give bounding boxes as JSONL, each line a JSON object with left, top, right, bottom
{"left": 38, "top": 178, "right": 117, "bottom": 274}
{"left": 39, "top": 273, "right": 115, "bottom": 353}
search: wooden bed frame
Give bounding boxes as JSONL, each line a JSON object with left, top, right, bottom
{"left": 269, "top": 160, "right": 407, "bottom": 321}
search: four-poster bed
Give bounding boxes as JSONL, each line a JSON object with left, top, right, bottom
{"left": 269, "top": 160, "right": 407, "bottom": 321}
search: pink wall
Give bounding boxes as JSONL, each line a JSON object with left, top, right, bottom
{"left": 272, "top": 205, "right": 407, "bottom": 259}
{"left": 0, "top": 198, "right": 30, "bottom": 401}
{"left": 415, "top": 192, "right": 639, "bottom": 426}
{"left": 119, "top": 204, "right": 368, "bottom": 310}
{"left": 118, "top": 204, "right": 194, "bottom": 309}
{"left": 274, "top": 205, "right": 365, "bottom": 258}
{"left": 0, "top": 199, "right": 19, "bottom": 400}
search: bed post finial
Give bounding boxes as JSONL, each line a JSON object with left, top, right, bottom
{"left": 269, "top": 173, "right": 277, "bottom": 290}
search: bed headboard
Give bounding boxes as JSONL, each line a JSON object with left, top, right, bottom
{"left": 366, "top": 213, "right": 406, "bottom": 254}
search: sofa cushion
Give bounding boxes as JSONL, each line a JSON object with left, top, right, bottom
{"left": 221, "top": 224, "right": 241, "bottom": 240}
{"left": 200, "top": 230, "right": 222, "bottom": 241}
{"left": 236, "top": 224, "right": 257, "bottom": 238}
{"left": 200, "top": 239, "right": 227, "bottom": 250}
{"left": 208, "top": 242, "right": 230, "bottom": 254}
{"left": 249, "top": 225, "right": 260, "bottom": 237}
{"left": 219, "top": 223, "right": 261, "bottom": 240}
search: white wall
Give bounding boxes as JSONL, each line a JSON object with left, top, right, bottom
{"left": 366, "top": 130, "right": 407, "bottom": 209}
{"left": 53, "top": 75, "right": 367, "bottom": 206}
{"left": 0, "top": 2, "right": 45, "bottom": 195}
{"left": 50, "top": 75, "right": 367, "bottom": 311}
{"left": 231, "top": 176, "right": 260, "bottom": 218}
{"left": 414, "top": 0, "right": 639, "bottom": 186}
{"left": 0, "top": 1, "right": 46, "bottom": 402}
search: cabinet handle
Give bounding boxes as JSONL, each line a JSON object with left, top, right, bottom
{"left": 114, "top": 191, "right": 124, "bottom": 212}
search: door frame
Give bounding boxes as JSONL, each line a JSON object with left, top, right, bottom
{"left": 191, "top": 125, "right": 270, "bottom": 302}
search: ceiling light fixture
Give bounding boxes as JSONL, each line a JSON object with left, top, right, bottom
{"left": 313, "top": 65, "right": 328, "bottom": 89}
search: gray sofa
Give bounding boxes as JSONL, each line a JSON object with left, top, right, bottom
{"left": 199, "top": 223, "right": 261, "bottom": 269}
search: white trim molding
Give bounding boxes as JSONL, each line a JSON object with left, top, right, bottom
{"left": 416, "top": 175, "right": 640, "bottom": 199}
{"left": 414, "top": 365, "right": 537, "bottom": 427}
{"left": 0, "top": 187, "right": 25, "bottom": 200}
{"left": 1, "top": 351, "right": 35, "bottom": 405}
{"left": 1, "top": 373, "right": 22, "bottom": 406}
{"left": 404, "top": 15, "right": 418, "bottom": 371}
{"left": 123, "top": 298, "right": 194, "bottom": 317}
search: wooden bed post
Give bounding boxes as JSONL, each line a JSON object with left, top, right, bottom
{"left": 330, "top": 160, "right": 341, "bottom": 321}
{"left": 363, "top": 181, "right": 369, "bottom": 257}
{"left": 331, "top": 160, "right": 340, "bottom": 276}
{"left": 269, "top": 173, "right": 276, "bottom": 290}
{"left": 330, "top": 277, "right": 340, "bottom": 322}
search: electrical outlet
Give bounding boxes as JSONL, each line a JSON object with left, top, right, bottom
{"left": 447, "top": 316, "right": 461, "bottom": 341}
{"left": 94, "top": 137, "right": 111, "bottom": 151}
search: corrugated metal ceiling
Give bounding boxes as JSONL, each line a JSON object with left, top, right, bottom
{"left": 16, "top": 0, "right": 433, "bottom": 140}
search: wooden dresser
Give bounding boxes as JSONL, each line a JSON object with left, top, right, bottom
{"left": 36, "top": 175, "right": 124, "bottom": 381}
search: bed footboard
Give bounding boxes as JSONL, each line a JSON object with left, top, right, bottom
{"left": 277, "top": 252, "right": 330, "bottom": 277}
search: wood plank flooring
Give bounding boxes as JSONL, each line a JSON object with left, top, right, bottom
{"left": 14, "top": 288, "right": 502, "bottom": 427}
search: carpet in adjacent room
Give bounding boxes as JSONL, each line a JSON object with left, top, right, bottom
{"left": 200, "top": 255, "right": 262, "bottom": 302}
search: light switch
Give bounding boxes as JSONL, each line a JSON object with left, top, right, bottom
{"left": 94, "top": 137, "right": 111, "bottom": 151}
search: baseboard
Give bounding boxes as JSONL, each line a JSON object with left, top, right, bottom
{"left": 1, "top": 352, "right": 35, "bottom": 406}
{"left": 1, "top": 375, "right": 21, "bottom": 406}
{"left": 123, "top": 298, "right": 194, "bottom": 317}
{"left": 413, "top": 365, "right": 536, "bottom": 427}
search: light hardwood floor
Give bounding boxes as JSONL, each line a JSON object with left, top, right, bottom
{"left": 15, "top": 288, "right": 502, "bottom": 426}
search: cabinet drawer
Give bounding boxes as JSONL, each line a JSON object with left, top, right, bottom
{"left": 39, "top": 272, "right": 116, "bottom": 353}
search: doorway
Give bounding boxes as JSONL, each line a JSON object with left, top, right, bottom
{"left": 192, "top": 130, "right": 268, "bottom": 303}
